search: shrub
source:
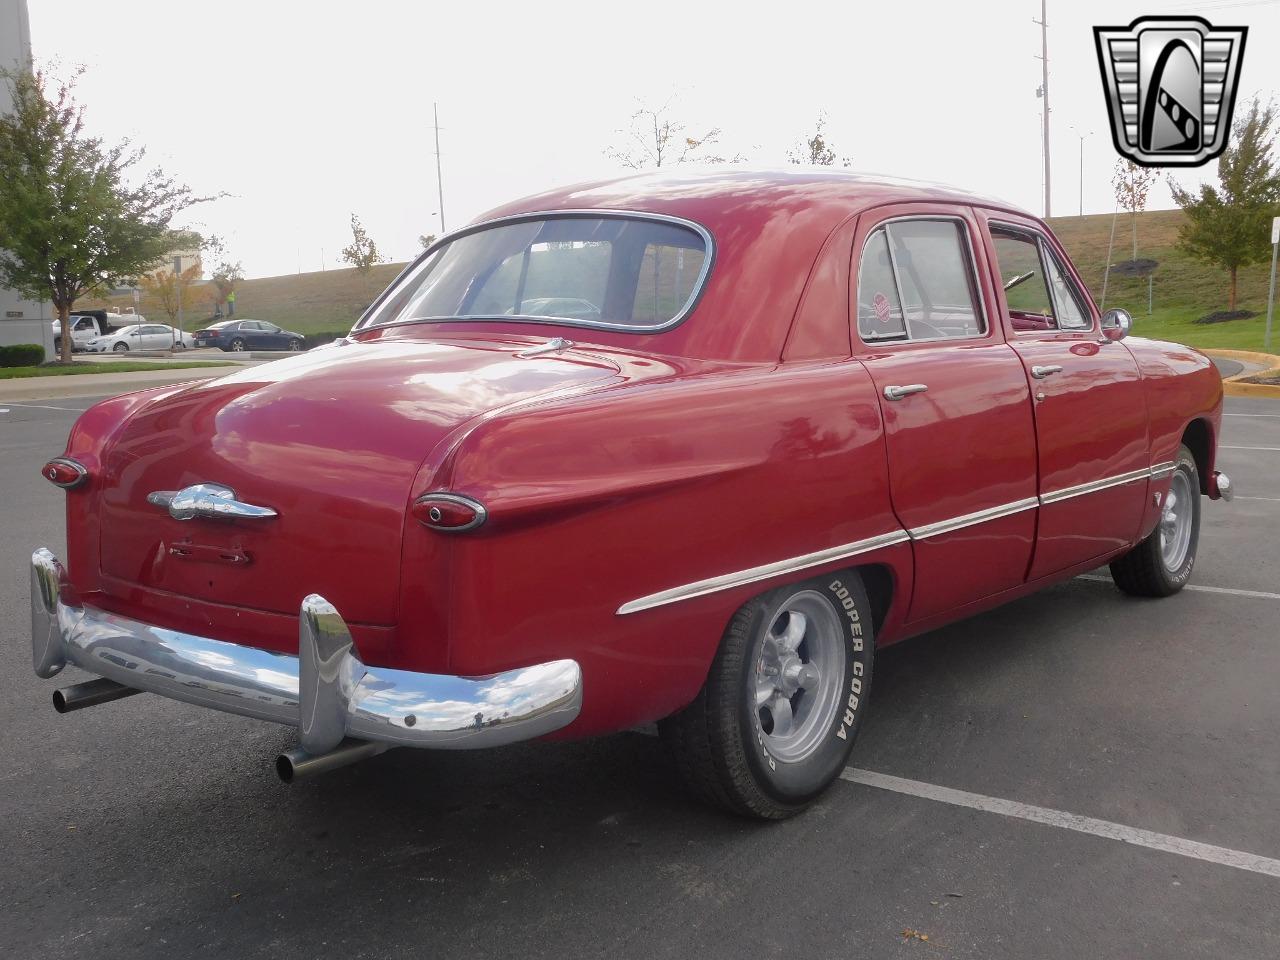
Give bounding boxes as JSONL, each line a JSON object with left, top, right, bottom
{"left": 1108, "top": 258, "right": 1159, "bottom": 278}
{"left": 0, "top": 343, "right": 46, "bottom": 367}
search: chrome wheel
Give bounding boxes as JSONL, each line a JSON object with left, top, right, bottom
{"left": 753, "top": 590, "right": 844, "bottom": 764}
{"left": 1160, "top": 470, "right": 1194, "bottom": 571}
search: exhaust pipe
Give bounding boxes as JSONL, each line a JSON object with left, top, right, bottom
{"left": 275, "top": 738, "right": 389, "bottom": 783}
{"left": 53, "top": 677, "right": 143, "bottom": 713}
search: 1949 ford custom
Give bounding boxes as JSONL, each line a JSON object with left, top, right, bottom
{"left": 31, "top": 170, "right": 1233, "bottom": 818}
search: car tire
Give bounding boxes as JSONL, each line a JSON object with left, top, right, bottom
{"left": 113, "top": 342, "right": 129, "bottom": 352}
{"left": 288, "top": 338, "right": 303, "bottom": 351}
{"left": 659, "top": 571, "right": 874, "bottom": 819}
{"left": 1110, "top": 444, "right": 1200, "bottom": 597}
{"left": 53, "top": 337, "right": 62, "bottom": 353}
{"left": 229, "top": 338, "right": 246, "bottom": 352}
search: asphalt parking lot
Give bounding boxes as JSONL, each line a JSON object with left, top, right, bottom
{"left": 1, "top": 393, "right": 1277, "bottom": 959}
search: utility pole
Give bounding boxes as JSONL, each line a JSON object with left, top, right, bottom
{"left": 434, "top": 102, "right": 446, "bottom": 233}
{"left": 1035, "top": 0, "right": 1051, "bottom": 218}
{"left": 173, "top": 255, "right": 183, "bottom": 350}
{"left": 1070, "top": 127, "right": 1091, "bottom": 216}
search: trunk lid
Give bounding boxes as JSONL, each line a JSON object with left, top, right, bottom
{"left": 97, "top": 337, "right": 618, "bottom": 626}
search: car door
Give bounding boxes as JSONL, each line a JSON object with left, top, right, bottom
{"left": 258, "top": 322, "right": 285, "bottom": 348}
{"left": 143, "top": 324, "right": 172, "bottom": 349}
{"left": 979, "top": 213, "right": 1151, "bottom": 579}
{"left": 853, "top": 206, "right": 1039, "bottom": 623}
{"left": 245, "top": 321, "right": 271, "bottom": 348}
{"left": 72, "top": 316, "right": 96, "bottom": 345}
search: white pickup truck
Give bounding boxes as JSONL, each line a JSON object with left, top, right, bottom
{"left": 52, "top": 312, "right": 144, "bottom": 353}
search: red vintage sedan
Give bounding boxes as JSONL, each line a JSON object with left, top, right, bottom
{"left": 32, "top": 170, "right": 1233, "bottom": 818}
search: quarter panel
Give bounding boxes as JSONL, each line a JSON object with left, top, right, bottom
{"left": 442, "top": 360, "right": 902, "bottom": 735}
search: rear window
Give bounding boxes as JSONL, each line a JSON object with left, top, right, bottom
{"left": 358, "top": 214, "right": 711, "bottom": 332}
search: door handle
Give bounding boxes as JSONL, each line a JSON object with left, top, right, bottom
{"left": 1031, "top": 364, "right": 1064, "bottom": 379}
{"left": 883, "top": 383, "right": 929, "bottom": 401}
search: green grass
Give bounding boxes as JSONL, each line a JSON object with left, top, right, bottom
{"left": 0, "top": 360, "right": 238, "bottom": 380}
{"left": 72, "top": 208, "right": 1279, "bottom": 351}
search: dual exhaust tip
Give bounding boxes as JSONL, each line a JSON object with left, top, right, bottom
{"left": 52, "top": 678, "right": 388, "bottom": 781}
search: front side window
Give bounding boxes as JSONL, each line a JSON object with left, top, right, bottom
{"left": 992, "top": 227, "right": 1092, "bottom": 332}
{"left": 360, "top": 214, "right": 711, "bottom": 332}
{"left": 1043, "top": 249, "right": 1090, "bottom": 329}
{"left": 856, "top": 219, "right": 984, "bottom": 343}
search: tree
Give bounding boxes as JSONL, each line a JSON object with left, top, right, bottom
{"left": 1169, "top": 99, "right": 1280, "bottom": 311}
{"left": 341, "top": 213, "right": 385, "bottom": 274}
{"left": 1112, "top": 159, "right": 1158, "bottom": 260}
{"left": 139, "top": 261, "right": 203, "bottom": 337}
{"left": 605, "top": 99, "right": 724, "bottom": 169}
{"left": 0, "top": 66, "right": 211, "bottom": 361}
{"left": 787, "top": 115, "right": 851, "bottom": 167}
{"left": 418, "top": 233, "right": 437, "bottom": 250}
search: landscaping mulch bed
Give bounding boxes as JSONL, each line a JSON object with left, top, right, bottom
{"left": 1194, "top": 309, "right": 1258, "bottom": 325}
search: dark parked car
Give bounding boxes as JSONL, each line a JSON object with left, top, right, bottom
{"left": 193, "top": 319, "right": 305, "bottom": 352}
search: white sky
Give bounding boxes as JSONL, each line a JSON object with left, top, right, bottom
{"left": 25, "top": 0, "right": 1280, "bottom": 279}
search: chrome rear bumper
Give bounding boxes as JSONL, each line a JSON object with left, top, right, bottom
{"left": 30, "top": 548, "right": 583, "bottom": 754}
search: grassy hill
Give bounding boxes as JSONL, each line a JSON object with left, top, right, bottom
{"left": 1046, "top": 208, "right": 1274, "bottom": 351}
{"left": 82, "top": 209, "right": 1277, "bottom": 351}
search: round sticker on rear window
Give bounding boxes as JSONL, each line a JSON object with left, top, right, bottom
{"left": 873, "top": 292, "right": 892, "bottom": 325}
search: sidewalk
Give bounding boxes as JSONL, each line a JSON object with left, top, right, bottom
{"left": 0, "top": 364, "right": 247, "bottom": 403}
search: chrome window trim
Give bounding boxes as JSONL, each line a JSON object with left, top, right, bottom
{"left": 616, "top": 462, "right": 1176, "bottom": 616}
{"left": 615, "top": 530, "right": 911, "bottom": 616}
{"left": 856, "top": 214, "right": 990, "bottom": 347}
{"left": 353, "top": 209, "right": 716, "bottom": 336}
{"left": 1039, "top": 467, "right": 1151, "bottom": 505}
{"left": 907, "top": 497, "right": 1040, "bottom": 540}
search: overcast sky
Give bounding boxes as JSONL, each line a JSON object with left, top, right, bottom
{"left": 25, "top": 0, "right": 1280, "bottom": 279}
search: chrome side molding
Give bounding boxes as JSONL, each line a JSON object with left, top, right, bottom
{"left": 616, "top": 530, "right": 912, "bottom": 615}
{"left": 147, "top": 483, "right": 278, "bottom": 521}
{"left": 617, "top": 460, "right": 1190, "bottom": 615}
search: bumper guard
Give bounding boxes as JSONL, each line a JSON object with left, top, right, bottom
{"left": 31, "top": 548, "right": 583, "bottom": 754}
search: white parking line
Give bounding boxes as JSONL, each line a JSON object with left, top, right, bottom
{"left": 1223, "top": 413, "right": 1280, "bottom": 419}
{"left": 0, "top": 401, "right": 87, "bottom": 412}
{"left": 1237, "top": 496, "right": 1280, "bottom": 502}
{"left": 1077, "top": 574, "right": 1280, "bottom": 602}
{"left": 841, "top": 768, "right": 1280, "bottom": 879}
{"left": 1220, "top": 445, "right": 1280, "bottom": 452}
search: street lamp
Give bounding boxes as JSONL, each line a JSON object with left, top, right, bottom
{"left": 1069, "top": 127, "right": 1092, "bottom": 217}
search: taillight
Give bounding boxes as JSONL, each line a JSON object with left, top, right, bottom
{"left": 42, "top": 457, "right": 88, "bottom": 489}
{"left": 412, "top": 493, "right": 487, "bottom": 532}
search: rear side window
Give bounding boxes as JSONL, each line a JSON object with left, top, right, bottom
{"left": 857, "top": 219, "right": 984, "bottom": 343}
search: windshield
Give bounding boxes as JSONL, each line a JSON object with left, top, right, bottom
{"left": 358, "top": 214, "right": 711, "bottom": 333}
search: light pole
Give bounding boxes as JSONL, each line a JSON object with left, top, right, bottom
{"left": 1070, "top": 127, "right": 1092, "bottom": 217}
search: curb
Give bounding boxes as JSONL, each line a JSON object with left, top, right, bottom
{"left": 1202, "top": 349, "right": 1280, "bottom": 400}
{"left": 0, "top": 368, "right": 236, "bottom": 403}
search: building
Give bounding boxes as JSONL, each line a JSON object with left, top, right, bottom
{"left": 0, "top": 0, "right": 54, "bottom": 358}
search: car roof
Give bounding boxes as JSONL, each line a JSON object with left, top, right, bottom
{"left": 475, "top": 167, "right": 1031, "bottom": 231}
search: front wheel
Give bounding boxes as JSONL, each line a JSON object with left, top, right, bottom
{"left": 1110, "top": 444, "right": 1200, "bottom": 597}
{"left": 660, "top": 571, "right": 874, "bottom": 819}
{"left": 112, "top": 342, "right": 129, "bottom": 353}
{"left": 288, "top": 338, "right": 303, "bottom": 351}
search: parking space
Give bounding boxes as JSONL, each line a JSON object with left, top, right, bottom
{"left": 1, "top": 395, "right": 1277, "bottom": 959}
